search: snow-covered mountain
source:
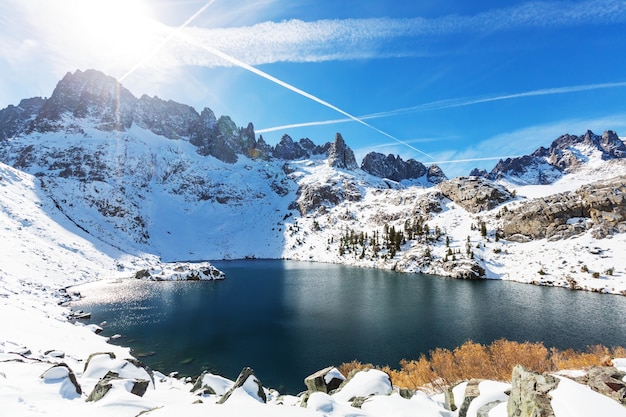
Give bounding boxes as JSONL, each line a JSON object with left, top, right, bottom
{"left": 2, "top": 69, "right": 626, "bottom": 417}
{"left": 1, "top": 68, "right": 626, "bottom": 295}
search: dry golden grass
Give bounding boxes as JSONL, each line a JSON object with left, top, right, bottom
{"left": 339, "top": 339, "right": 626, "bottom": 392}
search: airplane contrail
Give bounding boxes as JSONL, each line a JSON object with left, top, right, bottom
{"left": 257, "top": 81, "right": 626, "bottom": 133}
{"left": 172, "top": 26, "right": 435, "bottom": 160}
{"left": 426, "top": 155, "right": 521, "bottom": 165}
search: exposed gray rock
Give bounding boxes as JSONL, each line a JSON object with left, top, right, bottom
{"left": 440, "top": 259, "right": 486, "bottom": 279}
{"left": 190, "top": 371, "right": 217, "bottom": 395}
{"left": 437, "top": 176, "right": 514, "bottom": 213}
{"left": 490, "top": 155, "right": 562, "bottom": 185}
{"left": 444, "top": 385, "right": 458, "bottom": 411}
{"left": 304, "top": 366, "right": 345, "bottom": 394}
{"left": 469, "top": 168, "right": 489, "bottom": 178}
{"left": 575, "top": 366, "right": 626, "bottom": 406}
{"left": 189, "top": 107, "right": 218, "bottom": 149}
{"left": 40, "top": 363, "right": 82, "bottom": 396}
{"left": 218, "top": 367, "right": 266, "bottom": 404}
{"left": 477, "top": 400, "right": 506, "bottom": 417}
{"left": 507, "top": 365, "right": 559, "bottom": 417}
{"left": 292, "top": 177, "right": 362, "bottom": 215}
{"left": 327, "top": 133, "right": 358, "bottom": 170}
{"left": 501, "top": 176, "right": 626, "bottom": 241}
{"left": 86, "top": 370, "right": 150, "bottom": 402}
{"left": 360, "top": 152, "right": 427, "bottom": 182}
{"left": 31, "top": 69, "right": 137, "bottom": 133}
{"left": 86, "top": 371, "right": 117, "bottom": 402}
{"left": 0, "top": 97, "right": 46, "bottom": 140}
{"left": 273, "top": 134, "right": 309, "bottom": 160}
{"left": 458, "top": 379, "right": 481, "bottom": 417}
{"left": 135, "top": 94, "right": 197, "bottom": 140}
{"left": 426, "top": 164, "right": 447, "bottom": 184}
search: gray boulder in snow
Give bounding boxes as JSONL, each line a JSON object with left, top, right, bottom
{"left": 86, "top": 370, "right": 150, "bottom": 402}
{"left": 40, "top": 363, "right": 82, "bottom": 397}
{"left": 217, "top": 367, "right": 267, "bottom": 404}
{"left": 458, "top": 378, "right": 481, "bottom": 417}
{"left": 576, "top": 366, "right": 626, "bottom": 406}
{"left": 304, "top": 366, "right": 345, "bottom": 394}
{"left": 507, "top": 365, "right": 559, "bottom": 417}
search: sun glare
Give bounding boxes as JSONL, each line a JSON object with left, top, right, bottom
{"left": 59, "top": 0, "right": 165, "bottom": 72}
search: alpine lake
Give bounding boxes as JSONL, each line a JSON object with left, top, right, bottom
{"left": 71, "top": 260, "right": 626, "bottom": 394}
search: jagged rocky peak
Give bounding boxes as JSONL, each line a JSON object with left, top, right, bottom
{"left": 361, "top": 152, "right": 427, "bottom": 182}
{"left": 468, "top": 168, "right": 488, "bottom": 178}
{"left": 271, "top": 135, "right": 329, "bottom": 160}
{"left": 360, "top": 151, "right": 447, "bottom": 184}
{"left": 487, "top": 129, "right": 626, "bottom": 185}
{"left": 134, "top": 94, "right": 199, "bottom": 140}
{"left": 327, "top": 133, "right": 358, "bottom": 170}
{"left": 489, "top": 154, "right": 561, "bottom": 185}
{"left": 32, "top": 69, "right": 137, "bottom": 132}
{"left": 0, "top": 97, "right": 47, "bottom": 140}
{"left": 426, "top": 164, "right": 447, "bottom": 184}
{"left": 437, "top": 176, "right": 514, "bottom": 213}
{"left": 1, "top": 68, "right": 266, "bottom": 164}
{"left": 273, "top": 134, "right": 309, "bottom": 160}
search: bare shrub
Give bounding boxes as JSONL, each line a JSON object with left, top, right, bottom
{"left": 339, "top": 339, "right": 625, "bottom": 392}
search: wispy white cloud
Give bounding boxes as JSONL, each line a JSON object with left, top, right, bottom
{"left": 166, "top": 0, "right": 626, "bottom": 68}
{"left": 257, "top": 81, "right": 626, "bottom": 133}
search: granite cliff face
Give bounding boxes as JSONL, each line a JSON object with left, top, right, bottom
{"left": 500, "top": 176, "right": 626, "bottom": 241}
{"left": 437, "top": 176, "right": 514, "bottom": 213}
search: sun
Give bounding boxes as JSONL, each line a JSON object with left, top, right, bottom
{"left": 57, "top": 0, "right": 166, "bottom": 73}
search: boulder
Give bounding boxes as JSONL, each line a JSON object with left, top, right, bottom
{"left": 191, "top": 371, "right": 234, "bottom": 396}
{"left": 332, "top": 369, "right": 392, "bottom": 403}
{"left": 437, "top": 176, "right": 513, "bottom": 213}
{"left": 217, "top": 367, "right": 267, "bottom": 404}
{"left": 575, "top": 366, "right": 626, "bottom": 406}
{"left": 458, "top": 378, "right": 481, "bottom": 417}
{"left": 40, "top": 363, "right": 82, "bottom": 397}
{"left": 86, "top": 370, "right": 150, "bottom": 402}
{"left": 304, "top": 366, "right": 346, "bottom": 394}
{"left": 507, "top": 365, "right": 559, "bottom": 417}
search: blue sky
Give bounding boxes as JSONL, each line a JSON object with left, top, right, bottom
{"left": 1, "top": 0, "right": 626, "bottom": 177}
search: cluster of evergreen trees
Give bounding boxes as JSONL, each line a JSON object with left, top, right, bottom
{"left": 336, "top": 216, "right": 443, "bottom": 260}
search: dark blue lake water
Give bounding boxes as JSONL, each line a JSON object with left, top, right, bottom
{"left": 72, "top": 260, "right": 626, "bottom": 394}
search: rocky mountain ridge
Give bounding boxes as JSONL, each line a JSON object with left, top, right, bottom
{"left": 482, "top": 129, "right": 626, "bottom": 184}
{"left": 0, "top": 69, "right": 444, "bottom": 185}
{"left": 1, "top": 69, "right": 626, "bottom": 294}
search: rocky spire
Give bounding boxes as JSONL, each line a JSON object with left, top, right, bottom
{"left": 327, "top": 133, "right": 358, "bottom": 170}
